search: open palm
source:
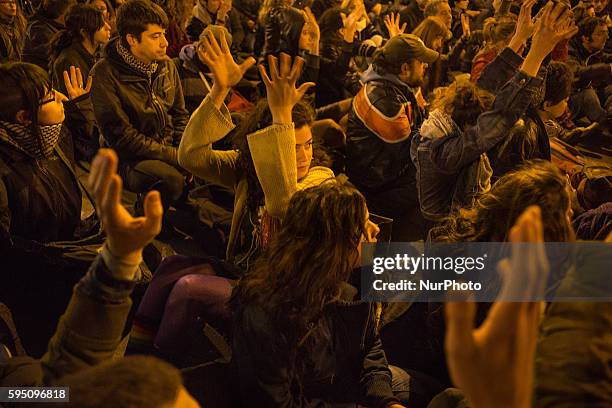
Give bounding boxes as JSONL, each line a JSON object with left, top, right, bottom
{"left": 88, "top": 149, "right": 162, "bottom": 259}
{"left": 198, "top": 30, "right": 255, "bottom": 90}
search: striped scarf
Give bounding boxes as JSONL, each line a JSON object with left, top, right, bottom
{"left": 0, "top": 121, "right": 62, "bottom": 160}
{"left": 116, "top": 41, "right": 158, "bottom": 81}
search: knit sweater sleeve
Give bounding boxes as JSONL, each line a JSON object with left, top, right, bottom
{"left": 247, "top": 124, "right": 334, "bottom": 219}
{"left": 178, "top": 94, "right": 240, "bottom": 189}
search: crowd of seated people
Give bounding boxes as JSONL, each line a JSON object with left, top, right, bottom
{"left": 1, "top": 0, "right": 611, "bottom": 406}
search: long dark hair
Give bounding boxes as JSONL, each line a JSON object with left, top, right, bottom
{"left": 0, "top": 1, "right": 27, "bottom": 60}
{"left": 49, "top": 4, "right": 105, "bottom": 65}
{"left": 230, "top": 180, "right": 367, "bottom": 357}
{"left": 430, "top": 160, "right": 576, "bottom": 242}
{"left": 231, "top": 98, "right": 330, "bottom": 213}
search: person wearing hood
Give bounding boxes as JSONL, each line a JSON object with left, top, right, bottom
{"left": 411, "top": 2, "right": 576, "bottom": 222}
{"left": 186, "top": 0, "right": 244, "bottom": 52}
{"left": 22, "top": 0, "right": 75, "bottom": 69}
{"left": 0, "top": 0, "right": 26, "bottom": 62}
{"left": 346, "top": 33, "right": 439, "bottom": 240}
{"left": 90, "top": 0, "right": 189, "bottom": 211}
{"left": 261, "top": 6, "right": 320, "bottom": 90}
{"left": 174, "top": 25, "right": 233, "bottom": 113}
{"left": 316, "top": 6, "right": 378, "bottom": 107}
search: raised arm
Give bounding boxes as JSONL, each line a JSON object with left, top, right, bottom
{"left": 431, "top": 2, "right": 578, "bottom": 172}
{"left": 40, "top": 149, "right": 162, "bottom": 383}
{"left": 247, "top": 54, "right": 324, "bottom": 218}
{"left": 177, "top": 31, "right": 256, "bottom": 188}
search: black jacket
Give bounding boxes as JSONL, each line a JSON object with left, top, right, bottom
{"left": 478, "top": 48, "right": 552, "bottom": 181}
{"left": 0, "top": 122, "right": 99, "bottom": 261}
{"left": 567, "top": 37, "right": 612, "bottom": 91}
{"left": 231, "top": 284, "right": 399, "bottom": 407}
{"left": 51, "top": 42, "right": 100, "bottom": 161}
{"left": 90, "top": 38, "right": 189, "bottom": 166}
{"left": 346, "top": 68, "right": 424, "bottom": 216}
{"left": 186, "top": 9, "right": 245, "bottom": 52}
{"left": 399, "top": 0, "right": 425, "bottom": 33}
{"left": 317, "top": 35, "right": 354, "bottom": 107}
{"left": 22, "top": 11, "right": 63, "bottom": 69}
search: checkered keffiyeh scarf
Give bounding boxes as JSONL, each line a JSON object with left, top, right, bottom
{"left": 116, "top": 41, "right": 158, "bottom": 81}
{"left": 0, "top": 121, "right": 62, "bottom": 160}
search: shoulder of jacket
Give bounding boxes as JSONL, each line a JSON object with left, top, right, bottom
{"left": 365, "top": 83, "right": 410, "bottom": 116}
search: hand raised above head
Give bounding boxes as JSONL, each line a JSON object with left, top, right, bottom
{"left": 198, "top": 30, "right": 256, "bottom": 91}
{"left": 384, "top": 12, "right": 407, "bottom": 39}
{"left": 258, "top": 53, "right": 315, "bottom": 125}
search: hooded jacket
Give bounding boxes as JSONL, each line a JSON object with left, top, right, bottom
{"left": 346, "top": 67, "right": 424, "bottom": 216}
{"left": 260, "top": 7, "right": 319, "bottom": 95}
{"left": 90, "top": 38, "right": 189, "bottom": 166}
{"left": 411, "top": 70, "right": 544, "bottom": 221}
{"left": 173, "top": 43, "right": 212, "bottom": 114}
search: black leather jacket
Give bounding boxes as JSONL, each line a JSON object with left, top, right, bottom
{"left": 346, "top": 67, "right": 424, "bottom": 215}
{"left": 90, "top": 38, "right": 189, "bottom": 166}
{"left": 231, "top": 284, "right": 399, "bottom": 407}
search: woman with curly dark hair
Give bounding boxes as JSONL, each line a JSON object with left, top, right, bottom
{"left": 130, "top": 35, "right": 334, "bottom": 363}
{"left": 230, "top": 180, "right": 414, "bottom": 407}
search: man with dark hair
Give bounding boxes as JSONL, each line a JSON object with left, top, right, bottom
{"left": 346, "top": 34, "right": 439, "bottom": 240}
{"left": 567, "top": 16, "right": 611, "bottom": 127}
{"left": 90, "top": 0, "right": 189, "bottom": 211}
{"left": 22, "top": 0, "right": 76, "bottom": 68}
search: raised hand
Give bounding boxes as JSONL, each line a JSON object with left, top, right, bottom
{"left": 445, "top": 206, "right": 549, "bottom": 408}
{"left": 63, "top": 66, "right": 93, "bottom": 100}
{"left": 508, "top": 0, "right": 536, "bottom": 52}
{"left": 384, "top": 12, "right": 407, "bottom": 38}
{"left": 198, "top": 30, "right": 256, "bottom": 107}
{"left": 88, "top": 149, "right": 163, "bottom": 272}
{"left": 341, "top": 4, "right": 364, "bottom": 43}
{"left": 531, "top": 1, "right": 578, "bottom": 57}
{"left": 217, "top": 0, "right": 232, "bottom": 23}
{"left": 258, "top": 53, "right": 315, "bottom": 124}
{"left": 299, "top": 7, "right": 320, "bottom": 55}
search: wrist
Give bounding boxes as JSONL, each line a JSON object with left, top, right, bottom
{"left": 210, "top": 82, "right": 230, "bottom": 108}
{"left": 102, "top": 242, "right": 142, "bottom": 280}
{"left": 271, "top": 108, "right": 292, "bottom": 124}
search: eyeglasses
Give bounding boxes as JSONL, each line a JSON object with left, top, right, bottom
{"left": 39, "top": 89, "right": 58, "bottom": 106}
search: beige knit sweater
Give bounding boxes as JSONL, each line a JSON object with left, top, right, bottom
{"left": 178, "top": 95, "right": 334, "bottom": 262}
